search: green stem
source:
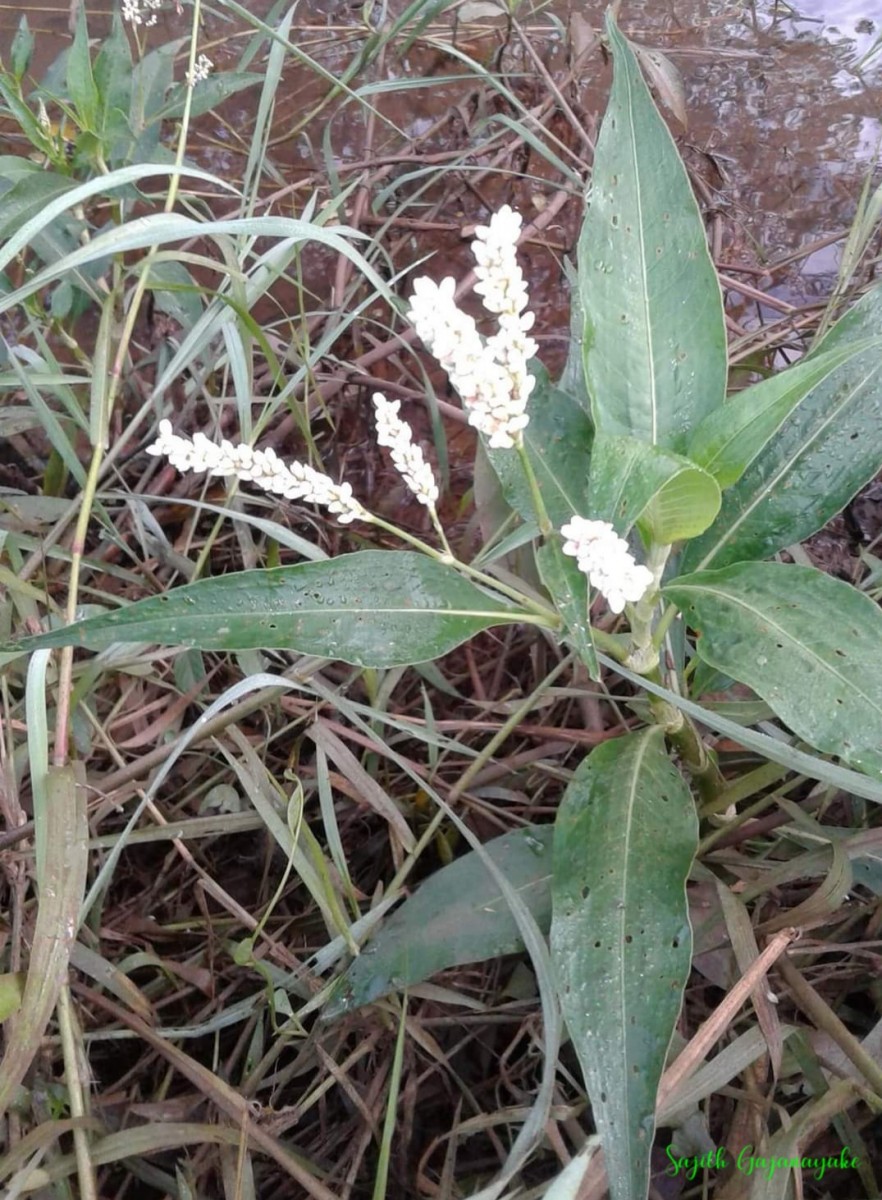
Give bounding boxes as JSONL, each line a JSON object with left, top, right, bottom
{"left": 652, "top": 600, "right": 679, "bottom": 649}
{"left": 590, "top": 626, "right": 630, "bottom": 663}
{"left": 647, "top": 678, "right": 725, "bottom": 805}
{"left": 516, "top": 439, "right": 552, "bottom": 536}
{"left": 367, "top": 512, "right": 560, "bottom": 624}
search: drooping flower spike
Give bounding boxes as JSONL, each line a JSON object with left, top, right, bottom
{"left": 149, "top": 207, "right": 535, "bottom": 529}
{"left": 560, "top": 517, "right": 654, "bottom": 615}
{"left": 372, "top": 393, "right": 439, "bottom": 507}
{"left": 146, "top": 420, "right": 368, "bottom": 525}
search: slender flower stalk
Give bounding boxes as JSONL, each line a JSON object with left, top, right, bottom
{"left": 146, "top": 420, "right": 369, "bottom": 525}
{"left": 560, "top": 516, "right": 654, "bottom": 615}
{"left": 406, "top": 205, "right": 538, "bottom": 450}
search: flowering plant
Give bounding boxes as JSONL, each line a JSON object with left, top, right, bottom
{"left": 7, "top": 11, "right": 882, "bottom": 1200}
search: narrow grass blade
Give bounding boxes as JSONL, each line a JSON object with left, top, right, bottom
{"left": 600, "top": 652, "right": 882, "bottom": 805}
{"left": 0, "top": 764, "right": 87, "bottom": 1113}
{"left": 0, "top": 164, "right": 235, "bottom": 277}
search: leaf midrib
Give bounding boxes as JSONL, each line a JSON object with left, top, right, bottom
{"left": 615, "top": 729, "right": 653, "bottom": 1188}
{"left": 677, "top": 581, "right": 882, "bottom": 718}
{"left": 619, "top": 33, "right": 657, "bottom": 446}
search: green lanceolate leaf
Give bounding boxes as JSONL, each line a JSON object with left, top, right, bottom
{"left": 93, "top": 12, "right": 133, "bottom": 151}
{"left": 551, "top": 729, "right": 696, "bottom": 1200}
{"left": 326, "top": 824, "right": 554, "bottom": 1016}
{"left": 10, "top": 16, "right": 35, "bottom": 82}
{"left": 688, "top": 339, "right": 882, "bottom": 490}
{"left": 156, "top": 73, "right": 266, "bottom": 121}
{"left": 682, "top": 287, "right": 882, "bottom": 572}
{"left": 589, "top": 432, "right": 721, "bottom": 543}
{"left": 2, "top": 551, "right": 530, "bottom": 669}
{"left": 67, "top": 5, "right": 100, "bottom": 132}
{"left": 486, "top": 370, "right": 593, "bottom": 529}
{"left": 665, "top": 561, "right": 882, "bottom": 777}
{"left": 578, "top": 12, "right": 726, "bottom": 452}
{"left": 0, "top": 172, "right": 76, "bottom": 244}
{"left": 559, "top": 258, "right": 591, "bottom": 412}
{"left": 536, "top": 538, "right": 599, "bottom": 679}
{"left": 0, "top": 77, "right": 52, "bottom": 157}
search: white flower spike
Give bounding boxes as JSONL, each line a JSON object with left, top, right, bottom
{"left": 560, "top": 517, "right": 654, "bottom": 615}
{"left": 372, "top": 393, "right": 439, "bottom": 507}
{"left": 187, "top": 54, "right": 214, "bottom": 86}
{"left": 122, "top": 0, "right": 162, "bottom": 26}
{"left": 406, "top": 205, "right": 537, "bottom": 450}
{"left": 146, "top": 420, "right": 368, "bottom": 525}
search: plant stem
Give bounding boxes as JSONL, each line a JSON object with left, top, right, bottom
{"left": 367, "top": 513, "right": 560, "bottom": 624}
{"left": 516, "top": 439, "right": 553, "bottom": 536}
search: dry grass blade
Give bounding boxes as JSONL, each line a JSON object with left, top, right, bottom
{"left": 308, "top": 719, "right": 417, "bottom": 852}
{"left": 8, "top": 1122, "right": 259, "bottom": 1193}
{"left": 776, "top": 954, "right": 882, "bottom": 1096}
{"left": 76, "top": 986, "right": 338, "bottom": 1200}
{"left": 715, "top": 881, "right": 784, "bottom": 1078}
{"left": 0, "top": 1118, "right": 103, "bottom": 1190}
{"left": 0, "top": 763, "right": 87, "bottom": 1114}
{"left": 658, "top": 928, "right": 798, "bottom": 1110}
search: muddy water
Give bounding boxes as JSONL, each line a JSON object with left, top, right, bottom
{"left": 1, "top": 1, "right": 880, "bottom": 320}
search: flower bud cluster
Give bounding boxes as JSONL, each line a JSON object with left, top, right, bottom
{"left": 146, "top": 419, "right": 367, "bottom": 525}
{"left": 560, "top": 516, "right": 654, "bottom": 614}
{"left": 407, "top": 205, "right": 537, "bottom": 449}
